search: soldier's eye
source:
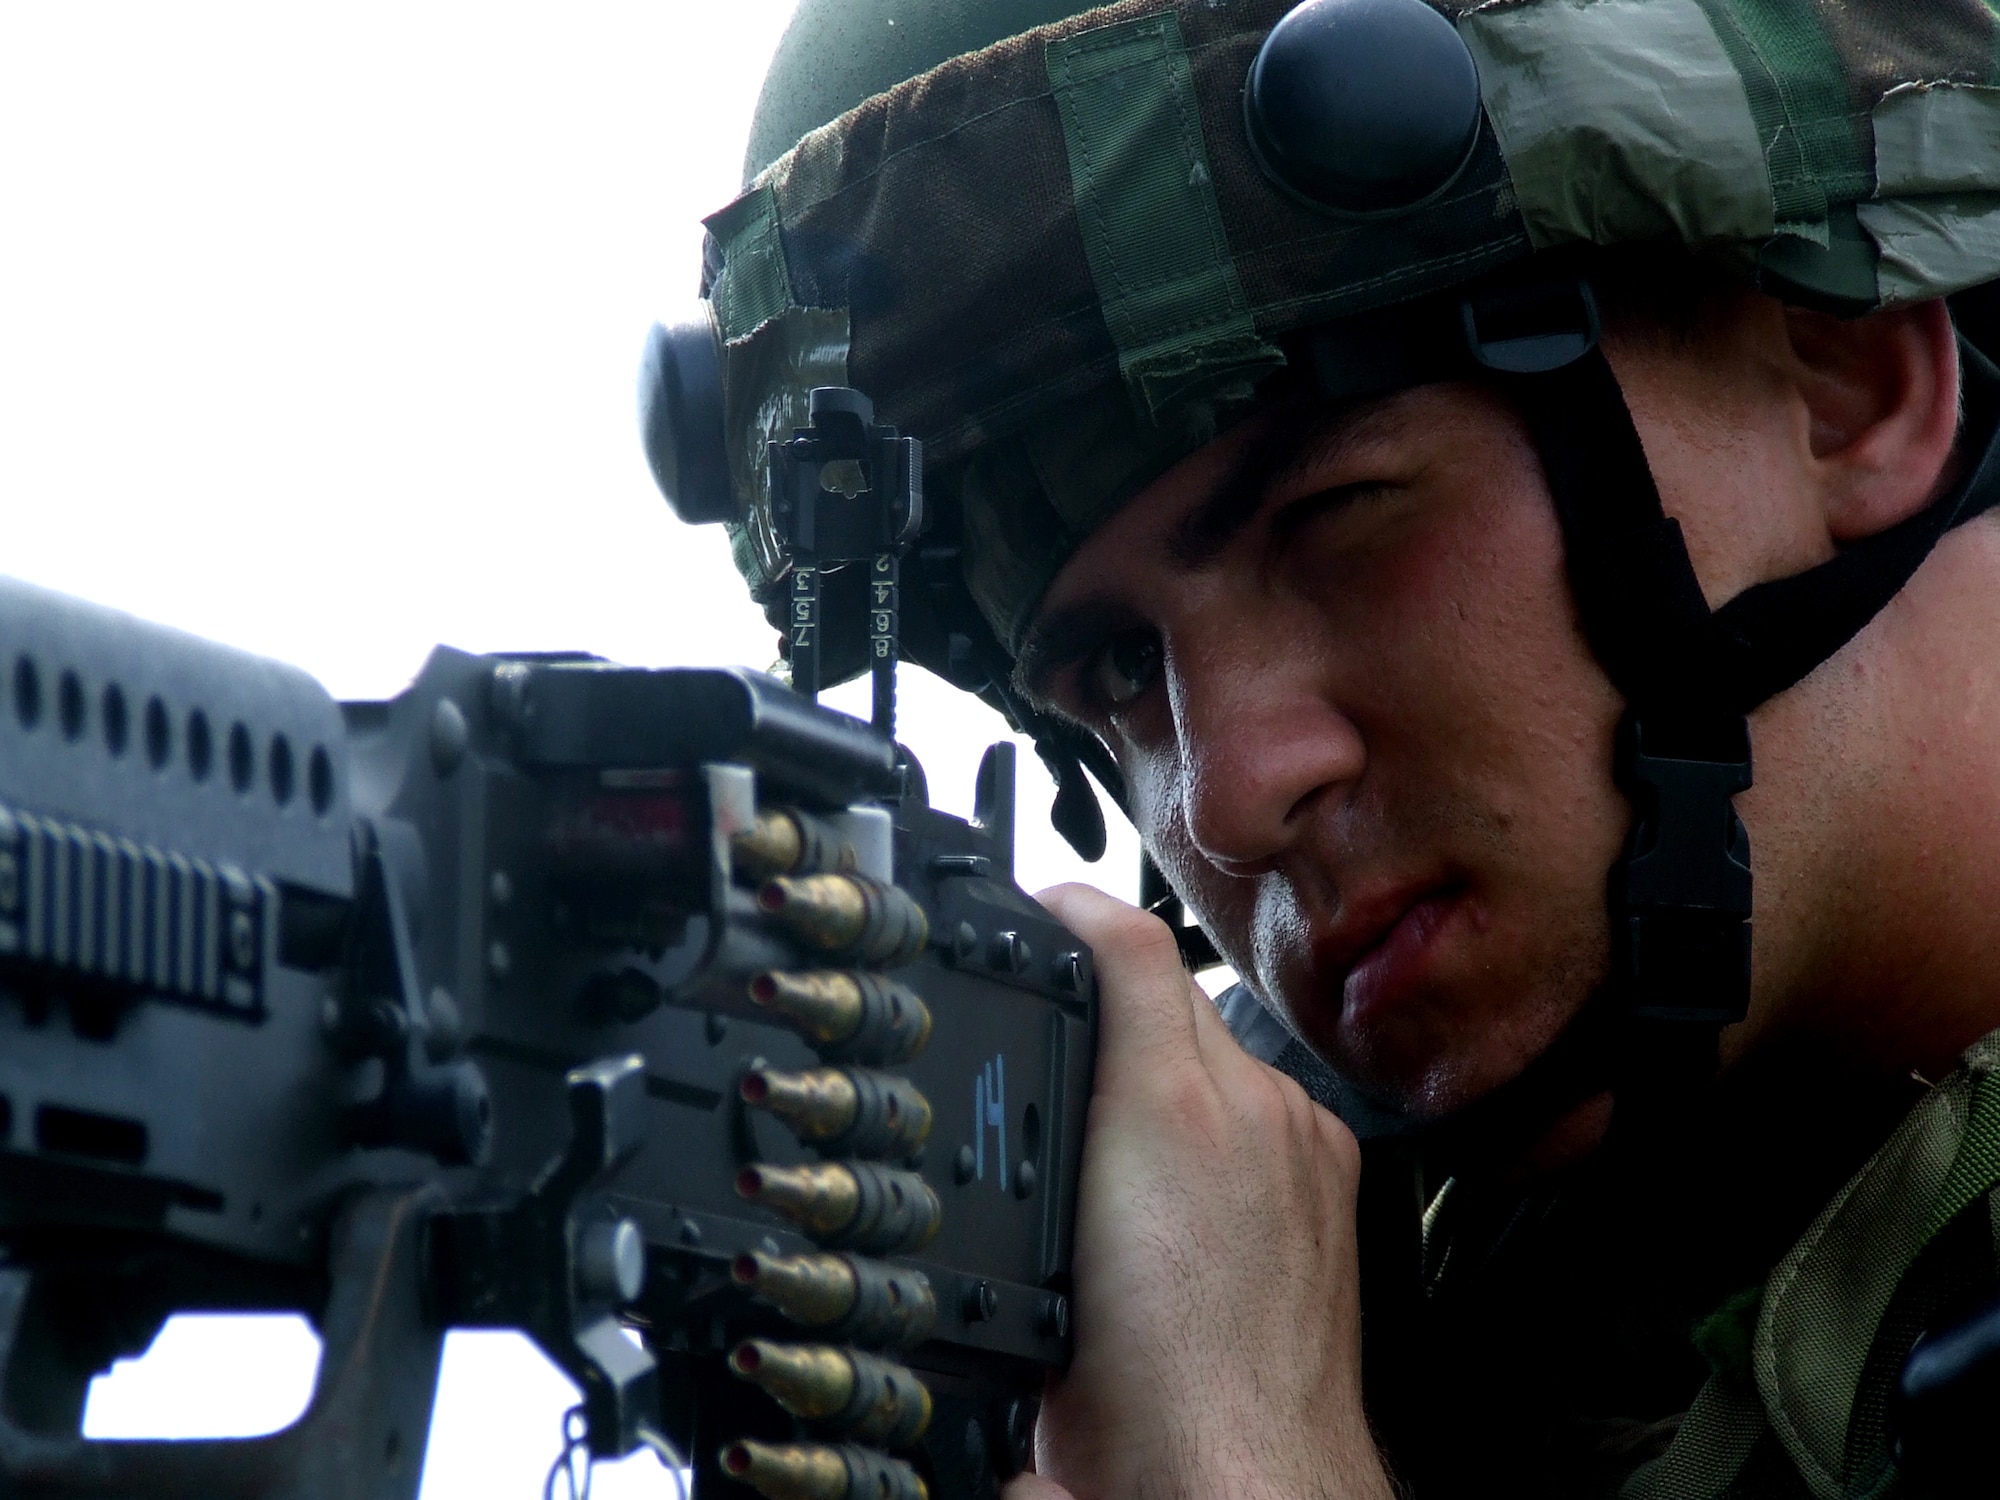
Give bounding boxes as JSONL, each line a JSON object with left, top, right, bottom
{"left": 1090, "top": 630, "right": 1161, "bottom": 709}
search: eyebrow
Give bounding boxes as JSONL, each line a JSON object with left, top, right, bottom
{"left": 1014, "top": 397, "right": 1393, "bottom": 707}
{"left": 1168, "top": 397, "right": 1388, "bottom": 567}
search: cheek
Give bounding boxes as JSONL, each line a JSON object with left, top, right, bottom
{"left": 1358, "top": 458, "right": 1629, "bottom": 876}
{"left": 1264, "top": 452, "right": 1631, "bottom": 1095}
{"left": 1329, "top": 481, "right": 1631, "bottom": 1098}
{"left": 1332, "top": 456, "right": 1603, "bottom": 770}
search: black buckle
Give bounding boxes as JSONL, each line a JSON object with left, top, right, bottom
{"left": 1611, "top": 713, "right": 1752, "bottom": 1025}
{"left": 1461, "top": 276, "right": 1601, "bottom": 374}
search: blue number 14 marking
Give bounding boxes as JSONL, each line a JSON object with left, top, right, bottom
{"left": 975, "top": 1055, "right": 1006, "bottom": 1187}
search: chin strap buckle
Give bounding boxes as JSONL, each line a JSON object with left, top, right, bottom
{"left": 1612, "top": 713, "right": 1753, "bottom": 1027}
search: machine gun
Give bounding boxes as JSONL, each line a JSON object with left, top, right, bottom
{"left": 0, "top": 388, "right": 1095, "bottom": 1500}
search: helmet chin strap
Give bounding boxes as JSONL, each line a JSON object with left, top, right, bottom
{"left": 1350, "top": 277, "right": 2000, "bottom": 1176}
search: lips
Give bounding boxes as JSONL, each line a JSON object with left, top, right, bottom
{"left": 1313, "top": 882, "right": 1469, "bottom": 1031}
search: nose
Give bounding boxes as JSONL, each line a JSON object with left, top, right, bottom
{"left": 1168, "top": 623, "right": 1364, "bottom": 873}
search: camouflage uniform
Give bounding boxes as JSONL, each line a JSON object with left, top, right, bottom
{"left": 1228, "top": 990, "right": 2000, "bottom": 1498}
{"left": 693, "top": 2, "right": 2000, "bottom": 1493}
{"left": 1620, "top": 1031, "right": 2000, "bottom": 1498}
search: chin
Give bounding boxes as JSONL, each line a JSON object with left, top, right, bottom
{"left": 1287, "top": 973, "right": 1580, "bottom": 1123}
{"left": 1334, "top": 1033, "right": 1501, "bottom": 1120}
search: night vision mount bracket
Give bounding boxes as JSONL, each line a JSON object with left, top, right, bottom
{"left": 767, "top": 387, "right": 925, "bottom": 737}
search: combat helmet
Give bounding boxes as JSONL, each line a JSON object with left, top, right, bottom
{"left": 643, "top": 0, "right": 2000, "bottom": 1144}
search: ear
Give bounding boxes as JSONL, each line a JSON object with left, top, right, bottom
{"left": 1784, "top": 299, "right": 1960, "bottom": 543}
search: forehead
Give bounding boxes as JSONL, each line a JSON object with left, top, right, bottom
{"left": 1033, "top": 383, "right": 1478, "bottom": 593}
{"left": 1013, "top": 381, "right": 1527, "bottom": 692}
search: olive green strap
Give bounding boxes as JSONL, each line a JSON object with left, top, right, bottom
{"left": 1624, "top": 1375, "right": 1771, "bottom": 1500}
{"left": 1921, "top": 1068, "right": 2000, "bottom": 1246}
{"left": 1045, "top": 11, "right": 1283, "bottom": 424}
{"left": 1636, "top": 1068, "right": 2000, "bottom": 1500}
{"left": 1623, "top": 1289, "right": 1767, "bottom": 1500}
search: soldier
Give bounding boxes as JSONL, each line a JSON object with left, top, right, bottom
{"left": 652, "top": 0, "right": 2000, "bottom": 1494}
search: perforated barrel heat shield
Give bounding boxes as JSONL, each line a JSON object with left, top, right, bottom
{"left": 705, "top": 0, "right": 2000, "bottom": 677}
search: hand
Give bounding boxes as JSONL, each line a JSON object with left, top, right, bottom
{"left": 1004, "top": 884, "right": 1395, "bottom": 1500}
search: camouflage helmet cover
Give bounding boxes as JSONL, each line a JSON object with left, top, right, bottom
{"left": 707, "top": 0, "right": 2000, "bottom": 680}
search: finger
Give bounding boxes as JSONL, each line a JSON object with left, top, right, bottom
{"left": 1183, "top": 963, "right": 1249, "bottom": 1070}
{"left": 1187, "top": 984, "right": 1243, "bottom": 1084}
{"left": 1184, "top": 984, "right": 1316, "bottom": 1109}
{"left": 1000, "top": 1475, "right": 1075, "bottom": 1500}
{"left": 1036, "top": 882, "right": 1208, "bottom": 1095}
{"left": 1136, "top": 914, "right": 1254, "bottom": 1079}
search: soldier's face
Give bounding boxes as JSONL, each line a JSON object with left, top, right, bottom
{"left": 1020, "top": 289, "right": 1964, "bottom": 1119}
{"left": 1018, "top": 377, "right": 1637, "bottom": 1118}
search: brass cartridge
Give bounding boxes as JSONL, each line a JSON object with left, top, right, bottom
{"left": 729, "top": 1340, "right": 932, "bottom": 1447}
{"left": 731, "top": 1340, "right": 853, "bottom": 1420}
{"left": 748, "top": 970, "right": 864, "bottom": 1047}
{"left": 730, "top": 1251, "right": 938, "bottom": 1348}
{"left": 747, "top": 970, "right": 931, "bottom": 1064}
{"left": 741, "top": 1066, "right": 932, "bottom": 1157}
{"left": 718, "top": 1440, "right": 928, "bottom": 1500}
{"left": 737, "top": 1162, "right": 858, "bottom": 1240}
{"left": 732, "top": 808, "right": 854, "bottom": 881}
{"left": 757, "top": 874, "right": 928, "bottom": 967}
{"left": 843, "top": 1352, "right": 933, "bottom": 1448}
{"left": 717, "top": 1440, "right": 847, "bottom": 1500}
{"left": 741, "top": 1066, "right": 859, "bottom": 1142}
{"left": 733, "top": 1249, "right": 861, "bottom": 1326}
{"left": 736, "top": 1161, "right": 941, "bottom": 1254}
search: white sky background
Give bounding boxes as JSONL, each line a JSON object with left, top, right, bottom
{"left": 0, "top": 4, "right": 1146, "bottom": 1496}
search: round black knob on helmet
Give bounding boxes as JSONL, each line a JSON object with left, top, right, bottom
{"left": 638, "top": 313, "right": 735, "bottom": 525}
{"left": 1245, "top": 0, "right": 1482, "bottom": 217}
